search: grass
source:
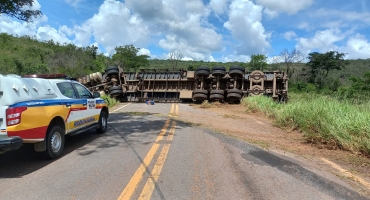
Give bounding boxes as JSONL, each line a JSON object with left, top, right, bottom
{"left": 100, "top": 94, "right": 119, "bottom": 108}
{"left": 199, "top": 100, "right": 222, "bottom": 108}
{"left": 242, "top": 93, "right": 370, "bottom": 156}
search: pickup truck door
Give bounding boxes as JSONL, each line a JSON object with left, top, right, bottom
{"left": 56, "top": 82, "right": 83, "bottom": 133}
{"left": 72, "top": 83, "right": 100, "bottom": 128}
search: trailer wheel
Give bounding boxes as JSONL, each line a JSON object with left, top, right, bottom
{"left": 210, "top": 90, "right": 224, "bottom": 95}
{"left": 106, "top": 66, "right": 119, "bottom": 71}
{"left": 230, "top": 66, "right": 244, "bottom": 71}
{"left": 210, "top": 94, "right": 224, "bottom": 101}
{"left": 196, "top": 66, "right": 210, "bottom": 72}
{"left": 193, "top": 93, "right": 207, "bottom": 100}
{"left": 110, "top": 90, "right": 123, "bottom": 95}
{"left": 212, "top": 66, "right": 226, "bottom": 71}
{"left": 44, "top": 125, "right": 65, "bottom": 159}
{"left": 229, "top": 70, "right": 244, "bottom": 77}
{"left": 212, "top": 70, "right": 226, "bottom": 76}
{"left": 109, "top": 86, "right": 122, "bottom": 91}
{"left": 227, "top": 92, "right": 242, "bottom": 100}
{"left": 195, "top": 70, "right": 210, "bottom": 77}
{"left": 227, "top": 89, "right": 243, "bottom": 94}
{"left": 106, "top": 69, "right": 119, "bottom": 76}
{"left": 193, "top": 89, "right": 208, "bottom": 95}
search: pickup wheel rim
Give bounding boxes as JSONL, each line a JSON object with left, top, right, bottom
{"left": 51, "top": 132, "right": 62, "bottom": 153}
{"left": 101, "top": 115, "right": 107, "bottom": 130}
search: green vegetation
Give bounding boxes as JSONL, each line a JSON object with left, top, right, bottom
{"left": 0, "top": 0, "right": 42, "bottom": 22}
{"left": 100, "top": 94, "right": 118, "bottom": 108}
{"left": 243, "top": 94, "right": 370, "bottom": 156}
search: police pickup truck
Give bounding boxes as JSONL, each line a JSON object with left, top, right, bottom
{"left": 0, "top": 73, "right": 109, "bottom": 159}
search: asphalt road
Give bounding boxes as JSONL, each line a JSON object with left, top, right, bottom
{"left": 0, "top": 102, "right": 368, "bottom": 200}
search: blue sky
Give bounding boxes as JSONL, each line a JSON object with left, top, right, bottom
{"left": 1, "top": 0, "right": 370, "bottom": 62}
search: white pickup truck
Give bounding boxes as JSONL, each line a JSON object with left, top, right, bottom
{"left": 0, "top": 73, "right": 109, "bottom": 159}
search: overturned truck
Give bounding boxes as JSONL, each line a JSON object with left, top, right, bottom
{"left": 79, "top": 66, "right": 289, "bottom": 103}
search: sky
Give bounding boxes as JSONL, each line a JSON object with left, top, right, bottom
{"left": 1, "top": 0, "right": 370, "bottom": 63}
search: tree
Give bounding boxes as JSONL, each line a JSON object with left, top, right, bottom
{"left": 306, "top": 51, "right": 349, "bottom": 88}
{"left": 249, "top": 54, "right": 268, "bottom": 71}
{"left": 168, "top": 49, "right": 183, "bottom": 70}
{"left": 0, "top": 0, "right": 42, "bottom": 22}
{"left": 279, "top": 48, "right": 304, "bottom": 78}
{"left": 111, "top": 45, "right": 149, "bottom": 71}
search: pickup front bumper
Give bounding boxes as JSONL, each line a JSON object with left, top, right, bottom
{"left": 0, "top": 137, "right": 23, "bottom": 154}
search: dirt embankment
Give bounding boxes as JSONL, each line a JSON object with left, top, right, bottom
{"left": 177, "top": 102, "right": 370, "bottom": 197}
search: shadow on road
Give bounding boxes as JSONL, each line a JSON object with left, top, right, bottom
{"left": 0, "top": 112, "right": 166, "bottom": 178}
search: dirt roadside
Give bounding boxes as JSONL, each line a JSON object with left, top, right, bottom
{"left": 177, "top": 102, "right": 370, "bottom": 197}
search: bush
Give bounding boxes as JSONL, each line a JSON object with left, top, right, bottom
{"left": 100, "top": 94, "right": 118, "bottom": 108}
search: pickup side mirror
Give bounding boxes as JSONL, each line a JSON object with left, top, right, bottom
{"left": 93, "top": 92, "right": 100, "bottom": 98}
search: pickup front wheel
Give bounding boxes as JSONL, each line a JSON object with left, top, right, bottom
{"left": 44, "top": 126, "right": 65, "bottom": 159}
{"left": 96, "top": 111, "right": 108, "bottom": 134}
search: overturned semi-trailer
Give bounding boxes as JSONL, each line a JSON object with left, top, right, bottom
{"left": 78, "top": 66, "right": 289, "bottom": 103}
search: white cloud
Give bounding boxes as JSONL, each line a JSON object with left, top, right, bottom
{"left": 181, "top": 56, "right": 194, "bottom": 61}
{"left": 263, "top": 8, "right": 278, "bottom": 19}
{"left": 137, "top": 48, "right": 151, "bottom": 56}
{"left": 209, "top": 0, "right": 230, "bottom": 15}
{"left": 223, "top": 0, "right": 270, "bottom": 55}
{"left": 283, "top": 31, "right": 297, "bottom": 40}
{"left": 72, "top": 0, "right": 150, "bottom": 53}
{"left": 221, "top": 53, "right": 250, "bottom": 62}
{"left": 65, "top": 0, "right": 85, "bottom": 8}
{"left": 340, "top": 34, "right": 370, "bottom": 59}
{"left": 294, "top": 28, "right": 370, "bottom": 60}
{"left": 295, "top": 28, "right": 348, "bottom": 53}
{"left": 124, "top": 0, "right": 223, "bottom": 61}
{"left": 36, "top": 25, "right": 71, "bottom": 44}
{"left": 255, "top": 0, "right": 313, "bottom": 15}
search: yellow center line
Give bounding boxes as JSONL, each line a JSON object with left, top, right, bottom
{"left": 138, "top": 121, "right": 177, "bottom": 200}
{"left": 169, "top": 103, "right": 174, "bottom": 117}
{"left": 117, "top": 119, "right": 171, "bottom": 200}
{"left": 175, "top": 104, "right": 179, "bottom": 117}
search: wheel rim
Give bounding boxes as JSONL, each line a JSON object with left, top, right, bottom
{"left": 102, "top": 115, "right": 107, "bottom": 130}
{"left": 51, "top": 132, "right": 62, "bottom": 153}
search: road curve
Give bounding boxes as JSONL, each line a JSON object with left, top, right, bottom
{"left": 0, "top": 103, "right": 368, "bottom": 200}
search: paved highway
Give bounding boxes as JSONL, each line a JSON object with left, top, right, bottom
{"left": 0, "top": 103, "right": 368, "bottom": 200}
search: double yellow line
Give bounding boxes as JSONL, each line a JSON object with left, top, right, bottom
{"left": 118, "top": 103, "right": 179, "bottom": 200}
{"left": 169, "top": 103, "right": 179, "bottom": 117}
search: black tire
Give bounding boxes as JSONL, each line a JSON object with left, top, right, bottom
{"left": 193, "top": 89, "right": 208, "bottom": 95}
{"left": 106, "top": 66, "right": 119, "bottom": 71}
{"left": 106, "top": 69, "right": 119, "bottom": 76}
{"left": 193, "top": 93, "right": 207, "bottom": 100}
{"left": 96, "top": 111, "right": 108, "bottom": 134}
{"left": 44, "top": 125, "right": 65, "bottom": 159}
{"left": 227, "top": 93, "right": 242, "bottom": 99}
{"left": 212, "top": 66, "right": 226, "bottom": 71}
{"left": 195, "top": 70, "right": 210, "bottom": 77}
{"left": 227, "top": 89, "right": 243, "bottom": 94}
{"left": 196, "top": 66, "right": 210, "bottom": 72}
{"left": 230, "top": 66, "right": 244, "bottom": 71}
{"left": 211, "top": 70, "right": 226, "bottom": 76}
{"left": 109, "top": 86, "right": 122, "bottom": 92}
{"left": 110, "top": 90, "right": 123, "bottom": 95}
{"left": 210, "top": 90, "right": 224, "bottom": 95}
{"left": 210, "top": 94, "right": 224, "bottom": 100}
{"left": 229, "top": 69, "right": 244, "bottom": 77}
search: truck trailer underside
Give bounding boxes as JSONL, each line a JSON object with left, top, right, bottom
{"left": 78, "top": 66, "right": 289, "bottom": 103}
